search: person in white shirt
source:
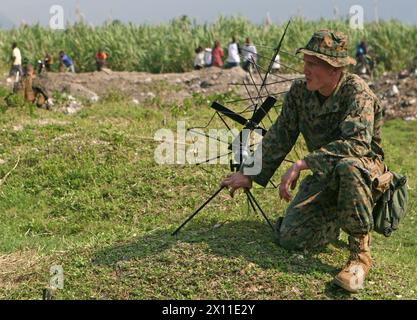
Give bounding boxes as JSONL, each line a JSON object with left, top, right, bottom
{"left": 204, "top": 48, "right": 212, "bottom": 67}
{"left": 242, "top": 37, "right": 257, "bottom": 72}
{"left": 194, "top": 46, "right": 205, "bottom": 70}
{"left": 9, "top": 42, "right": 23, "bottom": 77}
{"left": 226, "top": 36, "right": 241, "bottom": 68}
{"left": 271, "top": 54, "right": 281, "bottom": 73}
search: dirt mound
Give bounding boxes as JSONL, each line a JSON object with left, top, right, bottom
{"left": 2, "top": 68, "right": 416, "bottom": 120}
{"left": 0, "top": 67, "right": 298, "bottom": 104}
{"left": 370, "top": 72, "right": 417, "bottom": 120}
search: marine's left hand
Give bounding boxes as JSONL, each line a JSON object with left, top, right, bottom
{"left": 279, "top": 160, "right": 309, "bottom": 202}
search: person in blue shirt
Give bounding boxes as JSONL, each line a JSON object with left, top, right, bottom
{"left": 356, "top": 40, "right": 367, "bottom": 60}
{"left": 59, "top": 51, "right": 75, "bottom": 73}
{"left": 355, "top": 40, "right": 371, "bottom": 75}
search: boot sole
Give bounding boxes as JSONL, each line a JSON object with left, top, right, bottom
{"left": 332, "top": 276, "right": 361, "bottom": 293}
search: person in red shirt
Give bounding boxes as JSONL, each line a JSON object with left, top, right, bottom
{"left": 211, "top": 40, "right": 224, "bottom": 68}
{"left": 95, "top": 48, "right": 107, "bottom": 71}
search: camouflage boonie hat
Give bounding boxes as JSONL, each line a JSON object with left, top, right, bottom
{"left": 296, "top": 30, "right": 356, "bottom": 67}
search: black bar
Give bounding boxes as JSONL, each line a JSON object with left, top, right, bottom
{"left": 251, "top": 96, "right": 277, "bottom": 124}
{"left": 210, "top": 102, "right": 247, "bottom": 126}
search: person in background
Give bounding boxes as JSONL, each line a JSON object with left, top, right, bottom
{"left": 211, "top": 40, "right": 224, "bottom": 68}
{"left": 95, "top": 48, "right": 107, "bottom": 71}
{"left": 271, "top": 54, "right": 281, "bottom": 73}
{"left": 356, "top": 39, "right": 371, "bottom": 75}
{"left": 9, "top": 42, "right": 23, "bottom": 77}
{"left": 59, "top": 51, "right": 75, "bottom": 73}
{"left": 44, "top": 52, "right": 53, "bottom": 72}
{"left": 225, "top": 36, "right": 241, "bottom": 68}
{"left": 204, "top": 47, "right": 212, "bottom": 67}
{"left": 356, "top": 39, "right": 368, "bottom": 62}
{"left": 37, "top": 52, "right": 52, "bottom": 75}
{"left": 242, "top": 37, "right": 257, "bottom": 72}
{"left": 194, "top": 46, "right": 205, "bottom": 70}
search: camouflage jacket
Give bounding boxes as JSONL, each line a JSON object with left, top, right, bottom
{"left": 251, "top": 72, "right": 384, "bottom": 187}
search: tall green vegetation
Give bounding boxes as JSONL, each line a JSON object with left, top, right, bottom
{"left": 0, "top": 16, "right": 416, "bottom": 74}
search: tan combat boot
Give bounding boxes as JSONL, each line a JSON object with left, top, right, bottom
{"left": 333, "top": 234, "right": 372, "bottom": 293}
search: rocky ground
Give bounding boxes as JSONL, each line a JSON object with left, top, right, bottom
{"left": 1, "top": 67, "right": 298, "bottom": 103}
{"left": 1, "top": 67, "right": 416, "bottom": 120}
{"left": 369, "top": 71, "right": 417, "bottom": 121}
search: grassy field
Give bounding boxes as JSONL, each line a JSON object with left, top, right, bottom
{"left": 0, "top": 82, "right": 416, "bottom": 300}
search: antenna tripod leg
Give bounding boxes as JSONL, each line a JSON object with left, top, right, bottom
{"left": 172, "top": 186, "right": 225, "bottom": 236}
{"left": 245, "top": 190, "right": 275, "bottom": 232}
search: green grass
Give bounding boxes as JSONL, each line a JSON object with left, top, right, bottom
{"left": 1, "top": 17, "right": 416, "bottom": 74}
{"left": 0, "top": 84, "right": 416, "bottom": 300}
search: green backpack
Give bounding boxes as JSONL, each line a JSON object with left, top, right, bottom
{"left": 372, "top": 171, "right": 408, "bottom": 237}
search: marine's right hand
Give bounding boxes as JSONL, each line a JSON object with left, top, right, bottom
{"left": 221, "top": 172, "right": 252, "bottom": 198}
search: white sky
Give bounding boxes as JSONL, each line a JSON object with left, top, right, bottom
{"left": 0, "top": 0, "right": 416, "bottom": 27}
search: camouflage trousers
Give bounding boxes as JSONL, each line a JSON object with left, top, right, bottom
{"left": 277, "top": 157, "right": 385, "bottom": 251}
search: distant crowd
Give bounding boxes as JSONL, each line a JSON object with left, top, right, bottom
{"left": 6, "top": 36, "right": 403, "bottom": 111}
{"left": 6, "top": 41, "right": 109, "bottom": 109}
{"left": 8, "top": 42, "right": 108, "bottom": 78}
{"left": 8, "top": 37, "right": 282, "bottom": 80}
{"left": 193, "top": 36, "right": 281, "bottom": 73}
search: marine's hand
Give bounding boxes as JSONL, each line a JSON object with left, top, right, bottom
{"left": 221, "top": 172, "right": 252, "bottom": 198}
{"left": 279, "top": 160, "right": 308, "bottom": 202}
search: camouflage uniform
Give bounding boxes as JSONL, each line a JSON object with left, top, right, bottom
{"left": 249, "top": 32, "right": 385, "bottom": 251}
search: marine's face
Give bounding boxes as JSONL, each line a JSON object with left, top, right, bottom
{"left": 303, "top": 54, "right": 335, "bottom": 93}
